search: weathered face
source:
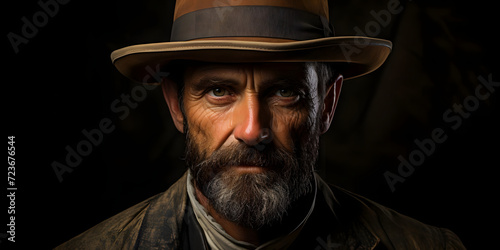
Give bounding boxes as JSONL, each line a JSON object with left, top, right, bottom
{"left": 163, "top": 62, "right": 341, "bottom": 228}
{"left": 183, "top": 62, "right": 323, "bottom": 161}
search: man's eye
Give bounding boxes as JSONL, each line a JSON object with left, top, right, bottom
{"left": 276, "top": 89, "right": 295, "bottom": 97}
{"left": 209, "top": 88, "right": 228, "bottom": 97}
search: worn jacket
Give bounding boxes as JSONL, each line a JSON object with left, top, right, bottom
{"left": 56, "top": 172, "right": 465, "bottom": 249}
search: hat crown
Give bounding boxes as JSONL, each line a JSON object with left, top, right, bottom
{"left": 173, "top": 0, "right": 330, "bottom": 20}
{"left": 170, "top": 0, "right": 333, "bottom": 42}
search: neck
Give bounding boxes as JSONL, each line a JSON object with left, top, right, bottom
{"left": 193, "top": 181, "right": 315, "bottom": 246}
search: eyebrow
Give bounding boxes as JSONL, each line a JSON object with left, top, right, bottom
{"left": 261, "top": 77, "right": 307, "bottom": 88}
{"left": 190, "top": 75, "right": 310, "bottom": 95}
{"left": 191, "top": 77, "right": 241, "bottom": 93}
{"left": 261, "top": 77, "right": 311, "bottom": 97}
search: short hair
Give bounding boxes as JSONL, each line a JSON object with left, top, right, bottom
{"left": 308, "top": 62, "right": 338, "bottom": 99}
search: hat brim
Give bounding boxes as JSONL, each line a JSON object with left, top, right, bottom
{"left": 111, "top": 36, "right": 392, "bottom": 83}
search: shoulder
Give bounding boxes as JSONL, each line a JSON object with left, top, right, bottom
{"left": 55, "top": 172, "right": 189, "bottom": 249}
{"left": 54, "top": 194, "right": 157, "bottom": 250}
{"left": 328, "top": 184, "right": 465, "bottom": 249}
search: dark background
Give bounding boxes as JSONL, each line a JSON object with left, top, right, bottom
{"left": 4, "top": 0, "right": 499, "bottom": 249}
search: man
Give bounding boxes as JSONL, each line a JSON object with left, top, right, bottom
{"left": 57, "top": 0, "right": 465, "bottom": 249}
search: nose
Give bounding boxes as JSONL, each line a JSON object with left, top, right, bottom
{"left": 233, "top": 94, "right": 272, "bottom": 146}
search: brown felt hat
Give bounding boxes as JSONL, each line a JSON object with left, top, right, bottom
{"left": 111, "top": 0, "right": 392, "bottom": 83}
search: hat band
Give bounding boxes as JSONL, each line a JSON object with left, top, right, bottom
{"left": 170, "top": 6, "right": 334, "bottom": 42}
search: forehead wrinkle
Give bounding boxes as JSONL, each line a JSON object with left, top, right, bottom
{"left": 257, "top": 63, "right": 308, "bottom": 80}
{"left": 253, "top": 64, "right": 310, "bottom": 93}
{"left": 185, "top": 63, "right": 246, "bottom": 86}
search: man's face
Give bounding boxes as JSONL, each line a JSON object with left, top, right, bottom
{"left": 171, "top": 62, "right": 337, "bottom": 228}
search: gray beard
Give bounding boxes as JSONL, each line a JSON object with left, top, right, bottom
{"left": 185, "top": 115, "right": 321, "bottom": 228}
{"left": 186, "top": 136, "right": 318, "bottom": 229}
{"left": 206, "top": 169, "right": 292, "bottom": 229}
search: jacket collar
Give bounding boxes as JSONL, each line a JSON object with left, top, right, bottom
{"left": 134, "top": 172, "right": 188, "bottom": 249}
{"left": 297, "top": 174, "right": 380, "bottom": 250}
{"left": 133, "top": 171, "right": 380, "bottom": 250}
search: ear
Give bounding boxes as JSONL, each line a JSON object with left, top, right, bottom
{"left": 320, "top": 74, "right": 343, "bottom": 134}
{"left": 161, "top": 78, "right": 185, "bottom": 133}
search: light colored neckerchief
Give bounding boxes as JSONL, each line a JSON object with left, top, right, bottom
{"left": 186, "top": 171, "right": 317, "bottom": 250}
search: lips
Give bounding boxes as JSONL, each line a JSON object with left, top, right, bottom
{"left": 230, "top": 165, "right": 268, "bottom": 173}
{"left": 221, "top": 152, "right": 274, "bottom": 170}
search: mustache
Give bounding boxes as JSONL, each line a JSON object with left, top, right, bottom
{"left": 187, "top": 140, "right": 299, "bottom": 181}
{"left": 195, "top": 142, "right": 296, "bottom": 171}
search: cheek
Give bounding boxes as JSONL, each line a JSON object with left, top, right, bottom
{"left": 185, "top": 102, "right": 234, "bottom": 153}
{"left": 271, "top": 107, "right": 315, "bottom": 151}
